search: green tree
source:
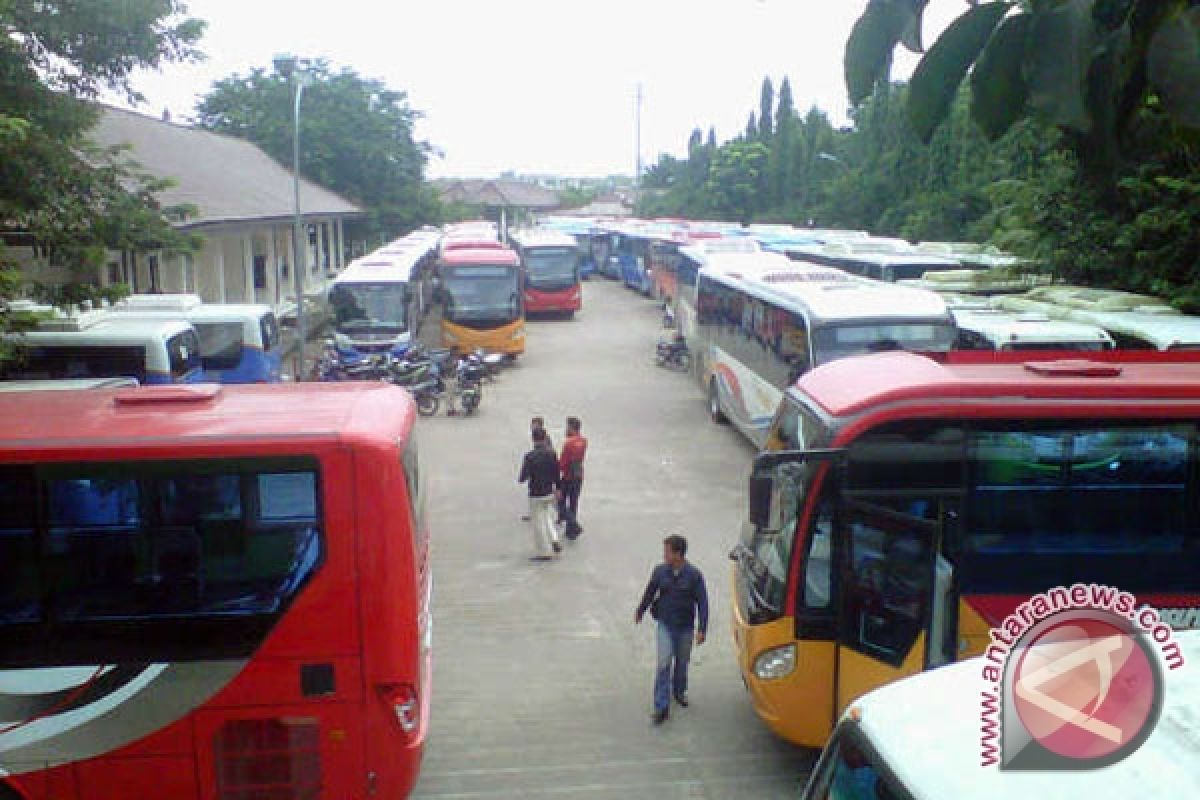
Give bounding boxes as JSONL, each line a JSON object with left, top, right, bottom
{"left": 0, "top": 0, "right": 205, "bottom": 359}
{"left": 758, "top": 76, "right": 775, "bottom": 140}
{"left": 196, "top": 61, "right": 440, "bottom": 242}
{"left": 745, "top": 111, "right": 759, "bottom": 141}
{"left": 706, "top": 140, "right": 769, "bottom": 221}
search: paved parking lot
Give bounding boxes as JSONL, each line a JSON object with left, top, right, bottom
{"left": 411, "top": 279, "right": 813, "bottom": 799}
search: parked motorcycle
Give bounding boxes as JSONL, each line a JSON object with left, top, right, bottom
{"left": 449, "top": 354, "right": 487, "bottom": 415}
{"left": 655, "top": 334, "right": 691, "bottom": 371}
{"left": 471, "top": 348, "right": 507, "bottom": 382}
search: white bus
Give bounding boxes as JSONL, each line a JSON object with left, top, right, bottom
{"left": 801, "top": 631, "right": 1199, "bottom": 800}
{"left": 675, "top": 249, "right": 842, "bottom": 351}
{"left": 327, "top": 235, "right": 437, "bottom": 358}
{"left": 113, "top": 294, "right": 282, "bottom": 383}
{"left": 1061, "top": 309, "right": 1200, "bottom": 351}
{"left": 786, "top": 243, "right": 963, "bottom": 283}
{"left": 2, "top": 313, "right": 202, "bottom": 385}
{"left": 696, "top": 268, "right": 954, "bottom": 446}
{"left": 952, "top": 309, "right": 1115, "bottom": 351}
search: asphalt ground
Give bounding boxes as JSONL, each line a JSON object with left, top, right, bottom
{"left": 410, "top": 278, "right": 814, "bottom": 799}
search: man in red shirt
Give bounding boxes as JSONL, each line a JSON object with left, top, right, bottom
{"left": 557, "top": 416, "right": 588, "bottom": 540}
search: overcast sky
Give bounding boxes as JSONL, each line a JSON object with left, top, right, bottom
{"left": 120, "top": 1, "right": 959, "bottom": 179}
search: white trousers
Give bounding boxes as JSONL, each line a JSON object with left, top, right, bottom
{"left": 529, "top": 494, "right": 559, "bottom": 556}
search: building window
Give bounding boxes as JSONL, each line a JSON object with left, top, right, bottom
{"left": 107, "top": 263, "right": 120, "bottom": 285}
{"left": 254, "top": 255, "right": 267, "bottom": 289}
{"left": 148, "top": 254, "right": 161, "bottom": 293}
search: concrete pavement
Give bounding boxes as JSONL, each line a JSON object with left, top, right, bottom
{"left": 411, "top": 279, "right": 813, "bottom": 799}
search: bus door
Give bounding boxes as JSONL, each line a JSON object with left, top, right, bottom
{"left": 833, "top": 497, "right": 954, "bottom": 714}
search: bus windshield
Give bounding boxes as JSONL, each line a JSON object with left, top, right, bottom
{"left": 330, "top": 283, "right": 408, "bottom": 334}
{"left": 0, "top": 459, "right": 322, "bottom": 663}
{"left": 442, "top": 265, "right": 520, "bottom": 325}
{"left": 813, "top": 322, "right": 955, "bottom": 364}
{"left": 524, "top": 247, "right": 578, "bottom": 290}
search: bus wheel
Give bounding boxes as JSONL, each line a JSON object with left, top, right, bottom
{"left": 709, "top": 380, "right": 728, "bottom": 425}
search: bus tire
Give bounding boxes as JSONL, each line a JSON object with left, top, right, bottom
{"left": 709, "top": 380, "right": 728, "bottom": 425}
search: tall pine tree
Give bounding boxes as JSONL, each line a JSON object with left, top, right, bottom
{"left": 758, "top": 77, "right": 774, "bottom": 140}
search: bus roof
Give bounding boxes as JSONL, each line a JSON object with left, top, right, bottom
{"left": 952, "top": 309, "right": 1114, "bottom": 348}
{"left": 114, "top": 303, "right": 274, "bottom": 323}
{"left": 439, "top": 247, "right": 520, "bottom": 267}
{"left": 0, "top": 377, "right": 140, "bottom": 392}
{"left": 795, "top": 351, "right": 1200, "bottom": 418}
{"left": 19, "top": 316, "right": 196, "bottom": 343}
{"left": 706, "top": 268, "right": 947, "bottom": 326}
{"left": 845, "top": 631, "right": 1200, "bottom": 798}
{"left": 0, "top": 382, "right": 414, "bottom": 452}
{"left": 507, "top": 229, "right": 579, "bottom": 249}
{"left": 1063, "top": 309, "right": 1200, "bottom": 350}
{"left": 441, "top": 237, "right": 503, "bottom": 252}
{"left": 788, "top": 244, "right": 961, "bottom": 269}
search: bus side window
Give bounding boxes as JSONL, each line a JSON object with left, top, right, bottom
{"left": 0, "top": 467, "right": 38, "bottom": 624}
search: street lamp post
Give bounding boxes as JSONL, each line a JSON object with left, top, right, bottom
{"left": 274, "top": 53, "right": 312, "bottom": 379}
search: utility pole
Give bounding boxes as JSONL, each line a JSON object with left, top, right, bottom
{"left": 635, "top": 83, "right": 643, "bottom": 189}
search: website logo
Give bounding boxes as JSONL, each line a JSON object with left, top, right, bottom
{"left": 979, "top": 584, "right": 1185, "bottom": 770}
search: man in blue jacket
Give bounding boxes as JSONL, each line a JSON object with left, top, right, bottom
{"left": 634, "top": 534, "right": 709, "bottom": 724}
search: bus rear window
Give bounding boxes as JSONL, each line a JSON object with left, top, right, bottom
{"left": 194, "top": 322, "right": 244, "bottom": 371}
{"left": 0, "top": 460, "right": 322, "bottom": 628}
{"left": 168, "top": 329, "right": 202, "bottom": 378}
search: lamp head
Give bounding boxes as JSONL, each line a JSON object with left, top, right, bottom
{"left": 273, "top": 53, "right": 297, "bottom": 80}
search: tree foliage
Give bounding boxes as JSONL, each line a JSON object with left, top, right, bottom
{"left": 0, "top": 0, "right": 205, "bottom": 357}
{"left": 846, "top": 0, "right": 1200, "bottom": 176}
{"left": 196, "top": 62, "right": 441, "bottom": 241}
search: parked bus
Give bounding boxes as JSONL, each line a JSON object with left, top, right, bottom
{"left": 952, "top": 309, "right": 1114, "bottom": 351}
{"left": 801, "top": 631, "right": 1199, "bottom": 799}
{"left": 327, "top": 238, "right": 436, "bottom": 359}
{"left": 697, "top": 269, "right": 953, "bottom": 447}
{"left": 1, "top": 314, "right": 203, "bottom": 385}
{"left": 437, "top": 247, "right": 525, "bottom": 355}
{"left": 113, "top": 295, "right": 283, "bottom": 383}
{"left": 508, "top": 229, "right": 582, "bottom": 316}
{"left": 673, "top": 243, "right": 777, "bottom": 348}
{"left": 1062, "top": 310, "right": 1200, "bottom": 351}
{"left": 734, "top": 350, "right": 1200, "bottom": 748}
{"left": 0, "top": 381, "right": 431, "bottom": 799}
{"left": 786, "top": 244, "right": 962, "bottom": 282}
{"left": 648, "top": 230, "right": 725, "bottom": 305}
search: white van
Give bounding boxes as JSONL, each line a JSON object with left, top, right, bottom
{"left": 801, "top": 632, "right": 1199, "bottom": 799}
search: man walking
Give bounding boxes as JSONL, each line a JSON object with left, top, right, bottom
{"left": 557, "top": 416, "right": 588, "bottom": 539}
{"left": 518, "top": 427, "right": 561, "bottom": 560}
{"left": 521, "top": 416, "right": 553, "bottom": 522}
{"left": 634, "top": 535, "right": 708, "bottom": 724}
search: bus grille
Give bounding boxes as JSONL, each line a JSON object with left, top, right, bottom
{"left": 214, "top": 718, "right": 322, "bottom": 800}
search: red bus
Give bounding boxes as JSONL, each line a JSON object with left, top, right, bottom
{"left": 507, "top": 229, "right": 582, "bottom": 317}
{"left": 736, "top": 350, "right": 1200, "bottom": 746}
{"left": 0, "top": 382, "right": 431, "bottom": 799}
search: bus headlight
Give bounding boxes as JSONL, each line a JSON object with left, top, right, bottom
{"left": 753, "top": 644, "right": 796, "bottom": 680}
{"left": 334, "top": 332, "right": 353, "bottom": 351}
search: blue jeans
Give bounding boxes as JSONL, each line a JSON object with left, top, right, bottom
{"left": 654, "top": 623, "right": 693, "bottom": 712}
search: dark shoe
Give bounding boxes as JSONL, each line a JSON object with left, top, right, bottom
{"left": 651, "top": 708, "right": 669, "bottom": 725}
{"left": 528, "top": 555, "right": 553, "bottom": 562}
{"left": 566, "top": 526, "right": 582, "bottom": 540}
{"left": 674, "top": 693, "right": 689, "bottom": 708}
{"left": 552, "top": 541, "right": 562, "bottom": 553}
